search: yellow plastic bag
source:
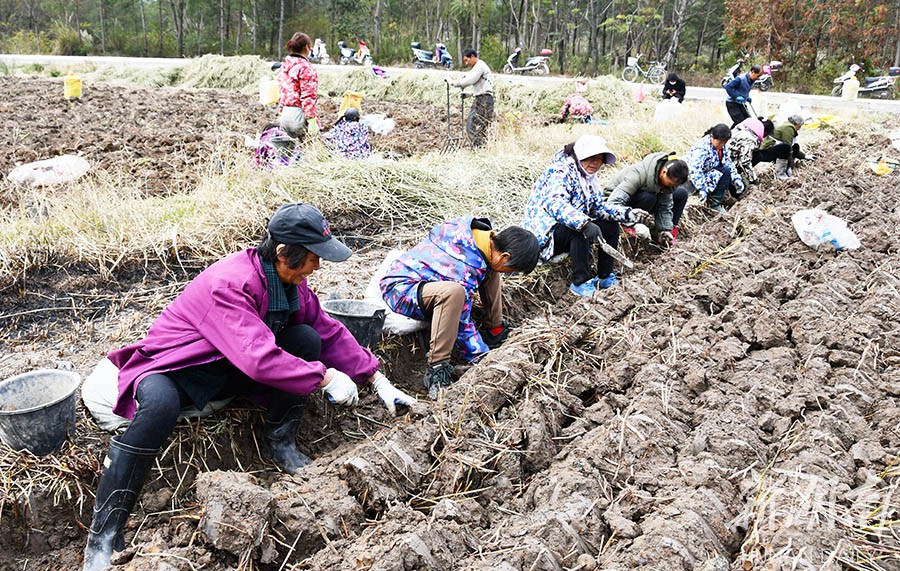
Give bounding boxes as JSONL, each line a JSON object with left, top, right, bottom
{"left": 258, "top": 78, "right": 279, "bottom": 106}
{"left": 339, "top": 91, "right": 364, "bottom": 115}
{"left": 64, "top": 72, "right": 82, "bottom": 99}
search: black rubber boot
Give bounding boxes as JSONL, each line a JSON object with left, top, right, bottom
{"left": 265, "top": 403, "right": 312, "bottom": 474}
{"left": 83, "top": 437, "right": 157, "bottom": 571}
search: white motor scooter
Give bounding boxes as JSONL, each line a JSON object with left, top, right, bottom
{"left": 338, "top": 40, "right": 373, "bottom": 66}
{"left": 832, "top": 63, "right": 899, "bottom": 98}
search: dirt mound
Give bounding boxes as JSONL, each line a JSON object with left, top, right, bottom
{"left": 0, "top": 77, "right": 451, "bottom": 201}
{"left": 0, "top": 93, "right": 898, "bottom": 570}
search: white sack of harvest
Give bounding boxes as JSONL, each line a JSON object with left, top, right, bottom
{"left": 8, "top": 155, "right": 90, "bottom": 186}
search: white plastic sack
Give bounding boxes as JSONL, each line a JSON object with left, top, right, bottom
{"left": 81, "top": 357, "right": 235, "bottom": 432}
{"left": 653, "top": 99, "right": 684, "bottom": 123}
{"left": 361, "top": 113, "right": 396, "bottom": 135}
{"left": 8, "top": 155, "right": 90, "bottom": 186}
{"left": 774, "top": 99, "right": 805, "bottom": 126}
{"left": 364, "top": 249, "right": 429, "bottom": 335}
{"left": 791, "top": 209, "right": 860, "bottom": 251}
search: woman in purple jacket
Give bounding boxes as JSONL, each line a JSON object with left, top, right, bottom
{"left": 83, "top": 203, "right": 412, "bottom": 571}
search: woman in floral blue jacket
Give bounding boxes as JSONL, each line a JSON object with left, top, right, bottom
{"left": 522, "top": 135, "right": 647, "bottom": 297}
{"left": 322, "top": 108, "right": 371, "bottom": 159}
{"left": 683, "top": 124, "right": 745, "bottom": 213}
{"left": 380, "top": 217, "right": 539, "bottom": 398}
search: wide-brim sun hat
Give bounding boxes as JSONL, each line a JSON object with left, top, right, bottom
{"left": 573, "top": 135, "right": 617, "bottom": 164}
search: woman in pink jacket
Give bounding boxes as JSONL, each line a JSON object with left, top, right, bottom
{"left": 82, "top": 204, "right": 412, "bottom": 571}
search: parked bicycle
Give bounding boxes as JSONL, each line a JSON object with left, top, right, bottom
{"left": 621, "top": 54, "right": 667, "bottom": 84}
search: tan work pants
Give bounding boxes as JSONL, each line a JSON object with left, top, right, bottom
{"left": 420, "top": 271, "right": 502, "bottom": 364}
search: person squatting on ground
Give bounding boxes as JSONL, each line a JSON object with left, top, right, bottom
{"left": 322, "top": 108, "right": 372, "bottom": 159}
{"left": 682, "top": 124, "right": 745, "bottom": 214}
{"left": 379, "top": 217, "right": 539, "bottom": 399}
{"left": 726, "top": 116, "right": 774, "bottom": 187}
{"left": 662, "top": 72, "right": 686, "bottom": 103}
{"left": 452, "top": 49, "right": 494, "bottom": 147}
{"left": 724, "top": 65, "right": 762, "bottom": 128}
{"left": 759, "top": 114, "right": 807, "bottom": 180}
{"left": 560, "top": 79, "right": 594, "bottom": 123}
{"left": 522, "top": 135, "right": 650, "bottom": 298}
{"left": 254, "top": 124, "right": 303, "bottom": 169}
{"left": 277, "top": 32, "right": 320, "bottom": 140}
{"left": 603, "top": 152, "right": 689, "bottom": 248}
{"left": 82, "top": 204, "right": 413, "bottom": 571}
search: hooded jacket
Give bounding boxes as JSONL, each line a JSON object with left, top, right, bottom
{"left": 603, "top": 151, "right": 679, "bottom": 231}
{"left": 727, "top": 118, "right": 765, "bottom": 184}
{"left": 686, "top": 135, "right": 742, "bottom": 195}
{"left": 380, "top": 216, "right": 492, "bottom": 361}
{"left": 108, "top": 248, "right": 378, "bottom": 419}
{"left": 522, "top": 149, "right": 629, "bottom": 260}
{"left": 760, "top": 123, "right": 799, "bottom": 150}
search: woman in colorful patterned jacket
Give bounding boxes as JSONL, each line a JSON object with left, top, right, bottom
{"left": 322, "top": 108, "right": 372, "bottom": 159}
{"left": 380, "top": 217, "right": 539, "bottom": 399}
{"left": 522, "top": 135, "right": 648, "bottom": 298}
{"left": 277, "top": 32, "right": 319, "bottom": 140}
{"left": 683, "top": 124, "right": 745, "bottom": 213}
{"left": 726, "top": 117, "right": 774, "bottom": 188}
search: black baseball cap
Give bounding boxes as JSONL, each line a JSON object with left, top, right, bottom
{"left": 267, "top": 203, "right": 352, "bottom": 262}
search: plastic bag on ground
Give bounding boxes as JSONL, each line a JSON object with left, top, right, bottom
{"left": 653, "top": 99, "right": 684, "bottom": 123}
{"left": 82, "top": 357, "right": 234, "bottom": 432}
{"left": 8, "top": 155, "right": 90, "bottom": 186}
{"left": 361, "top": 114, "right": 395, "bottom": 135}
{"left": 791, "top": 209, "right": 860, "bottom": 251}
{"left": 364, "top": 249, "right": 429, "bottom": 335}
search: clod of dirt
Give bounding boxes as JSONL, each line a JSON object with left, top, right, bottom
{"left": 196, "top": 471, "right": 274, "bottom": 558}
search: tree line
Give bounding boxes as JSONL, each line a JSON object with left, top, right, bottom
{"left": 2, "top": 0, "right": 899, "bottom": 89}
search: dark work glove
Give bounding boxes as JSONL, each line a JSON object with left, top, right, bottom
{"left": 481, "top": 323, "right": 510, "bottom": 349}
{"left": 581, "top": 221, "right": 602, "bottom": 242}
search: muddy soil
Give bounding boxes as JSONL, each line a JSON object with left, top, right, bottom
{"left": 0, "top": 76, "right": 449, "bottom": 200}
{"left": 0, "top": 81, "right": 898, "bottom": 571}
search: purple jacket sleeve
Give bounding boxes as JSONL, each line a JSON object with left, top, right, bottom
{"left": 199, "top": 285, "right": 328, "bottom": 396}
{"left": 291, "top": 286, "right": 380, "bottom": 384}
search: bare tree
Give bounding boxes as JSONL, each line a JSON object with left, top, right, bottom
{"left": 220, "top": 0, "right": 226, "bottom": 54}
{"left": 278, "top": 0, "right": 284, "bottom": 58}
{"left": 139, "top": 0, "right": 148, "bottom": 55}
{"left": 170, "top": 0, "right": 185, "bottom": 57}
{"left": 664, "top": 0, "right": 692, "bottom": 67}
{"left": 252, "top": 0, "right": 258, "bottom": 52}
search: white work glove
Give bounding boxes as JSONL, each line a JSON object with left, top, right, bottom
{"left": 733, "top": 178, "right": 746, "bottom": 194}
{"left": 321, "top": 368, "right": 358, "bottom": 406}
{"left": 371, "top": 372, "right": 415, "bottom": 416}
{"left": 307, "top": 117, "right": 320, "bottom": 136}
{"left": 658, "top": 230, "right": 674, "bottom": 248}
{"left": 698, "top": 190, "right": 709, "bottom": 203}
{"left": 633, "top": 223, "right": 651, "bottom": 241}
{"left": 624, "top": 207, "right": 651, "bottom": 226}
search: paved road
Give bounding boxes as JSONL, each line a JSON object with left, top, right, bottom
{"left": 3, "top": 53, "right": 899, "bottom": 114}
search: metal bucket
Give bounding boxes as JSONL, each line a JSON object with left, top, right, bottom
{"left": 0, "top": 369, "right": 81, "bottom": 455}
{"left": 322, "top": 299, "right": 387, "bottom": 349}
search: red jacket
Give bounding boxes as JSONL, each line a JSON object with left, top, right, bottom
{"left": 277, "top": 54, "right": 318, "bottom": 118}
